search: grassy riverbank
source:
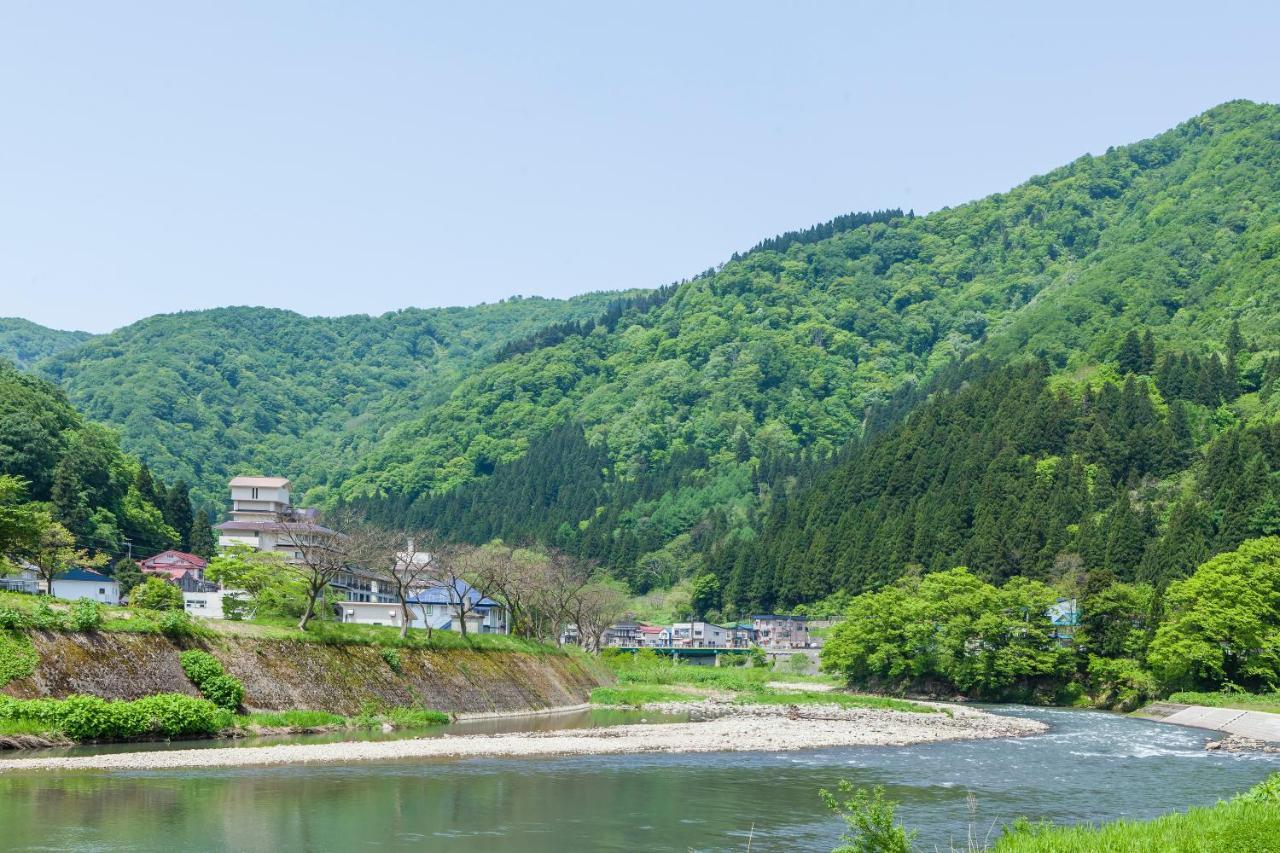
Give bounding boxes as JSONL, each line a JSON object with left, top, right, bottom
{"left": 1166, "top": 690, "right": 1280, "bottom": 715}
{"left": 0, "top": 591, "right": 560, "bottom": 654}
{"left": 0, "top": 692, "right": 452, "bottom": 746}
{"left": 989, "top": 773, "right": 1280, "bottom": 851}
{"left": 594, "top": 650, "right": 937, "bottom": 714}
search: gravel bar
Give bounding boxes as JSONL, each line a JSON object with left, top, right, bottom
{"left": 0, "top": 702, "right": 1046, "bottom": 773}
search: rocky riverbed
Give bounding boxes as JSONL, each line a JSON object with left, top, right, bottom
{"left": 0, "top": 700, "right": 1045, "bottom": 773}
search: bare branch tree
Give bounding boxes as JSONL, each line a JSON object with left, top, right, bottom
{"left": 568, "top": 580, "right": 629, "bottom": 653}
{"left": 463, "top": 542, "right": 551, "bottom": 639}
{"left": 370, "top": 530, "right": 448, "bottom": 639}
{"left": 444, "top": 545, "right": 505, "bottom": 638}
{"left": 543, "top": 551, "right": 594, "bottom": 647}
{"left": 275, "top": 508, "right": 359, "bottom": 631}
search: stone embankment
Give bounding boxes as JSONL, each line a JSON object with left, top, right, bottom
{"left": 3, "top": 630, "right": 606, "bottom": 716}
{"left": 0, "top": 699, "right": 1045, "bottom": 773}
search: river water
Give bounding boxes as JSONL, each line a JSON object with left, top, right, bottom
{"left": 1, "top": 706, "right": 1277, "bottom": 852}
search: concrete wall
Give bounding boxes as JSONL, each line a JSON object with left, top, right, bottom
{"left": 3, "top": 631, "right": 608, "bottom": 716}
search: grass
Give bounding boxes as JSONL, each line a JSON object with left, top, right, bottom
{"left": 0, "top": 718, "right": 55, "bottom": 736}
{"left": 234, "top": 710, "right": 346, "bottom": 730}
{"left": 590, "top": 685, "right": 700, "bottom": 706}
{"left": 597, "top": 650, "right": 938, "bottom": 713}
{"left": 734, "top": 689, "right": 936, "bottom": 714}
{"left": 210, "top": 615, "right": 564, "bottom": 655}
{"left": 0, "top": 590, "right": 562, "bottom": 653}
{"left": 991, "top": 795, "right": 1280, "bottom": 851}
{"left": 1166, "top": 690, "right": 1280, "bottom": 715}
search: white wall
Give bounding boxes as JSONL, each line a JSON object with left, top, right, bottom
{"left": 183, "top": 590, "right": 249, "bottom": 620}
{"left": 52, "top": 579, "right": 119, "bottom": 605}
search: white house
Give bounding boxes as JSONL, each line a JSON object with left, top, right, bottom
{"left": 51, "top": 568, "right": 119, "bottom": 605}
{"left": 338, "top": 580, "right": 509, "bottom": 635}
{"left": 671, "top": 621, "right": 729, "bottom": 648}
{"left": 0, "top": 561, "right": 40, "bottom": 594}
{"left": 183, "top": 589, "right": 251, "bottom": 620}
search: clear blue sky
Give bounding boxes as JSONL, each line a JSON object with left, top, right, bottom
{"left": 3, "top": 1, "right": 1278, "bottom": 333}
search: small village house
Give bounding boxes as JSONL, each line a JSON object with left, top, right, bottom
{"left": 0, "top": 561, "right": 40, "bottom": 595}
{"left": 601, "top": 620, "right": 643, "bottom": 647}
{"left": 635, "top": 624, "right": 669, "bottom": 647}
{"left": 339, "top": 579, "right": 510, "bottom": 635}
{"left": 51, "top": 568, "right": 119, "bottom": 605}
{"left": 141, "top": 550, "right": 216, "bottom": 593}
{"left": 727, "top": 622, "right": 757, "bottom": 648}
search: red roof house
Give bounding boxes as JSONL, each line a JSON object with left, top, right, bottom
{"left": 140, "top": 550, "right": 208, "bottom": 581}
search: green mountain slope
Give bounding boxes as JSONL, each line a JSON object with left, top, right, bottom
{"left": 37, "top": 294, "right": 638, "bottom": 509}
{"left": 724, "top": 340, "right": 1280, "bottom": 611}
{"left": 346, "top": 100, "right": 1280, "bottom": 594}
{"left": 1, "top": 359, "right": 196, "bottom": 562}
{"left": 0, "top": 319, "right": 93, "bottom": 369}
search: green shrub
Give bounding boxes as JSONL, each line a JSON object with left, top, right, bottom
{"left": 0, "top": 630, "right": 38, "bottom": 687}
{"left": 158, "top": 610, "right": 196, "bottom": 637}
{"left": 30, "top": 600, "right": 65, "bottom": 630}
{"left": 380, "top": 646, "right": 403, "bottom": 674}
{"left": 820, "top": 781, "right": 915, "bottom": 853}
{"left": 0, "top": 693, "right": 230, "bottom": 741}
{"left": 179, "top": 650, "right": 245, "bottom": 712}
{"left": 1086, "top": 656, "right": 1157, "bottom": 711}
{"left": 1237, "top": 772, "right": 1280, "bottom": 804}
{"left": 130, "top": 577, "right": 184, "bottom": 611}
{"left": 68, "top": 599, "right": 104, "bottom": 631}
{"left": 0, "top": 605, "right": 26, "bottom": 630}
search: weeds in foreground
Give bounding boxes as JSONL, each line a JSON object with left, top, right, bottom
{"left": 818, "top": 773, "right": 1280, "bottom": 852}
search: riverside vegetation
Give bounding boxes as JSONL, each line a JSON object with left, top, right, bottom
{"left": 0, "top": 591, "right": 580, "bottom": 747}
{"left": 821, "top": 773, "right": 1280, "bottom": 852}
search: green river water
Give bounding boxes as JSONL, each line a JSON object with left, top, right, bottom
{"left": 1, "top": 706, "right": 1277, "bottom": 851}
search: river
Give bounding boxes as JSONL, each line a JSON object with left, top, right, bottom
{"left": 0, "top": 706, "right": 1276, "bottom": 851}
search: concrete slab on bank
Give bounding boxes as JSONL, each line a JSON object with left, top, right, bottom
{"left": 1150, "top": 704, "right": 1280, "bottom": 743}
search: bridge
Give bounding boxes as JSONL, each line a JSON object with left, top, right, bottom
{"left": 609, "top": 645, "right": 747, "bottom": 655}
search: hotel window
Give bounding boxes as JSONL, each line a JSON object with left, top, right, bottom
{"left": 252, "top": 487, "right": 259, "bottom": 499}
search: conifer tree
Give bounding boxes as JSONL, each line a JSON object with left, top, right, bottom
{"left": 1139, "top": 329, "right": 1156, "bottom": 374}
{"left": 1117, "top": 330, "right": 1144, "bottom": 375}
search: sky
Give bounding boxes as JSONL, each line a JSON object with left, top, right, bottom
{"left": 2, "top": 1, "right": 1279, "bottom": 333}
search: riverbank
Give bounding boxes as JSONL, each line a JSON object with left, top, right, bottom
{"left": 0, "top": 699, "right": 1044, "bottom": 772}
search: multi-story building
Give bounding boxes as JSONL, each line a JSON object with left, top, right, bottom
{"left": 213, "top": 475, "right": 388, "bottom": 604}
{"left": 601, "top": 621, "right": 644, "bottom": 647}
{"left": 750, "top": 614, "right": 810, "bottom": 648}
{"left": 671, "top": 621, "right": 729, "bottom": 648}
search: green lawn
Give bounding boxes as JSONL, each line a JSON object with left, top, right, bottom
{"left": 1166, "top": 690, "right": 1280, "bottom": 715}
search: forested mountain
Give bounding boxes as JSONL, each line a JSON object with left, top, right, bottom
{"left": 720, "top": 333, "right": 1280, "bottom": 611}
{"left": 0, "top": 359, "right": 203, "bottom": 568}
{"left": 35, "top": 293, "right": 637, "bottom": 510}
{"left": 347, "top": 101, "right": 1280, "bottom": 599}
{"left": 0, "top": 319, "right": 93, "bottom": 369}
